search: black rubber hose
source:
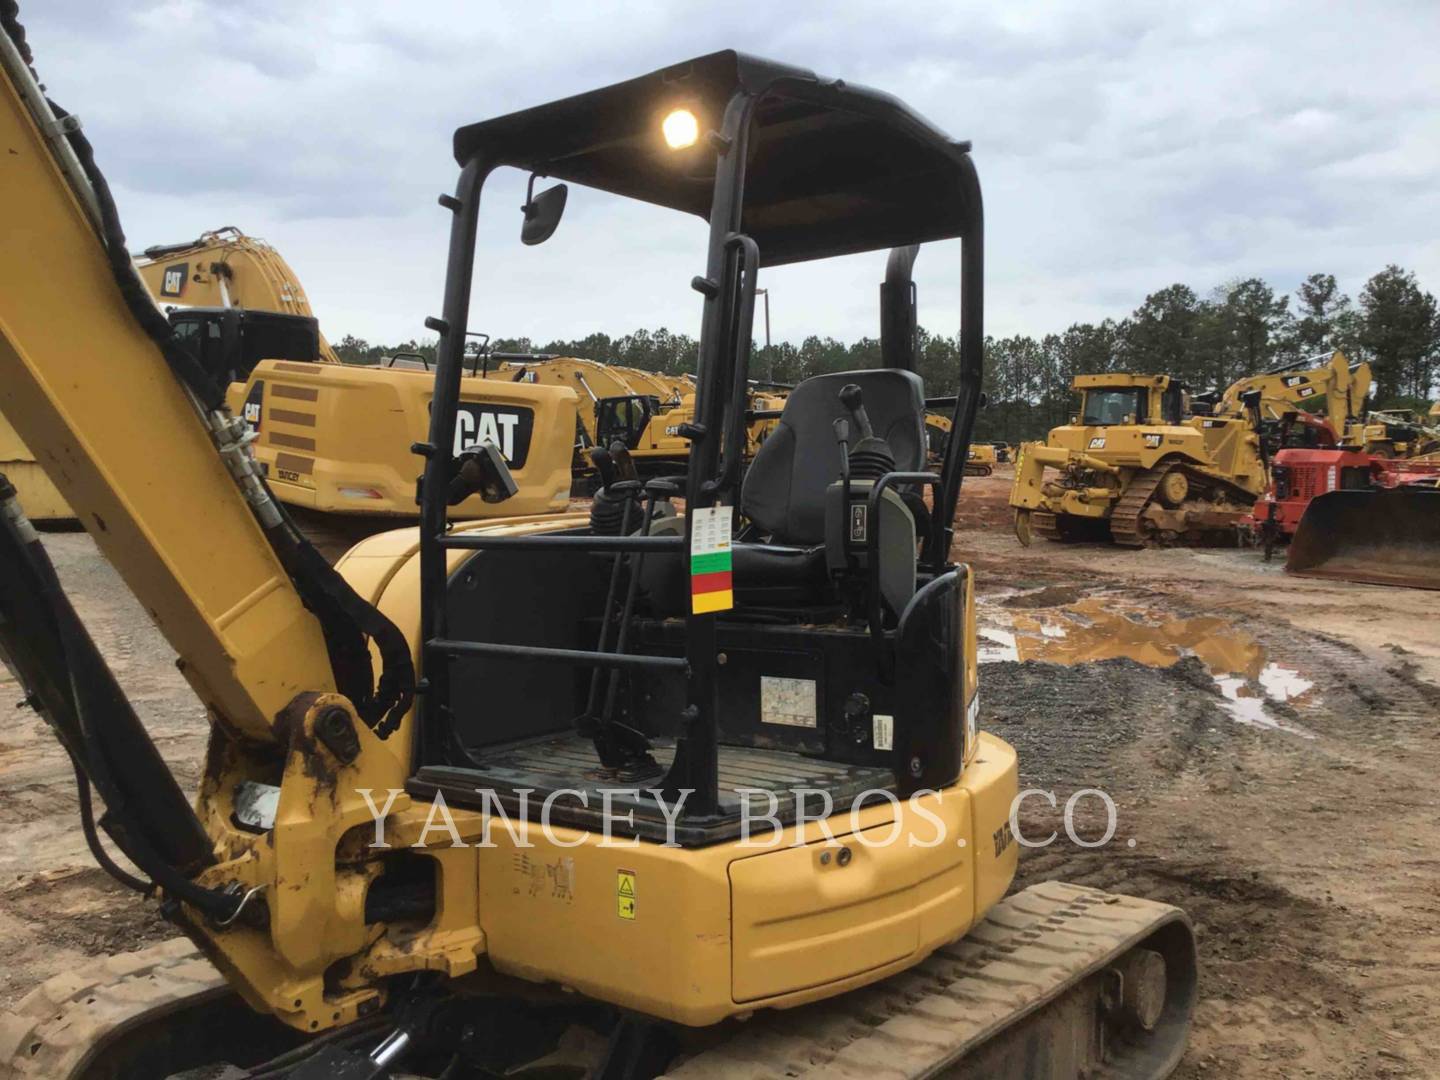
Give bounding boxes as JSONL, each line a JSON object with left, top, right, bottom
{"left": 70, "top": 755, "right": 154, "bottom": 895}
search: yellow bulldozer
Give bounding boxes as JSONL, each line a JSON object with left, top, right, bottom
{"left": 0, "top": 21, "right": 1195, "bottom": 1079}
{"left": 1010, "top": 352, "right": 1371, "bottom": 547}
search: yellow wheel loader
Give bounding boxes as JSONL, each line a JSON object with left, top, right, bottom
{"left": 0, "top": 20, "right": 1195, "bottom": 1079}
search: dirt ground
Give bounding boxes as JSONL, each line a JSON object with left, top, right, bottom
{"left": 2, "top": 469, "right": 1439, "bottom": 1078}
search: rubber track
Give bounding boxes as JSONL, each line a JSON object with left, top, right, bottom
{"left": 0, "top": 938, "right": 224, "bottom": 1079}
{"left": 1, "top": 883, "right": 1189, "bottom": 1079}
{"left": 665, "top": 881, "right": 1188, "bottom": 1079}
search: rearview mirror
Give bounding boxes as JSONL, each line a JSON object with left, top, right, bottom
{"left": 521, "top": 175, "right": 568, "bottom": 246}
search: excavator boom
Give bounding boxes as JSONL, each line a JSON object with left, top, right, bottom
{"left": 135, "top": 226, "right": 343, "bottom": 363}
{"left": 0, "top": 44, "right": 337, "bottom": 739}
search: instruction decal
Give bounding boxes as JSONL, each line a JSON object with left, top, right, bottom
{"left": 761, "top": 675, "right": 817, "bottom": 728}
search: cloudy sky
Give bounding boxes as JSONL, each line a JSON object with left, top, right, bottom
{"left": 21, "top": 1, "right": 1440, "bottom": 348}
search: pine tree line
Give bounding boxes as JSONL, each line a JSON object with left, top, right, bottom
{"left": 334, "top": 265, "right": 1438, "bottom": 442}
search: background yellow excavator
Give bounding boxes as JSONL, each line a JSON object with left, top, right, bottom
{"left": 0, "top": 21, "right": 1195, "bottom": 1079}
{"left": 482, "top": 354, "right": 788, "bottom": 487}
{"left": 1010, "top": 352, "right": 1370, "bottom": 547}
{"left": 135, "top": 225, "right": 344, "bottom": 362}
{"left": 5, "top": 220, "right": 579, "bottom": 539}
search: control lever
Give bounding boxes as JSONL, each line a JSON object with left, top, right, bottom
{"left": 839, "top": 384, "right": 874, "bottom": 441}
{"left": 589, "top": 447, "right": 618, "bottom": 491}
{"left": 609, "top": 442, "right": 640, "bottom": 485}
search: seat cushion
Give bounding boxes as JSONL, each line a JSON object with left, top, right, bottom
{"left": 742, "top": 370, "right": 925, "bottom": 544}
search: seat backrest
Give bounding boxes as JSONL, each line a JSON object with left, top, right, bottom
{"left": 742, "top": 369, "right": 926, "bottom": 544}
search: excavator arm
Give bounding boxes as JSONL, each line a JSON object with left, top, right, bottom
{"left": 1215, "top": 350, "right": 1371, "bottom": 434}
{"left": 0, "top": 4, "right": 416, "bottom": 1024}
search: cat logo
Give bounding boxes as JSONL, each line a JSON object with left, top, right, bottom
{"left": 449, "top": 403, "right": 536, "bottom": 468}
{"left": 1143, "top": 433, "right": 1163, "bottom": 448}
{"left": 241, "top": 381, "right": 264, "bottom": 435}
{"left": 1298, "top": 386, "right": 1316, "bottom": 398}
{"left": 160, "top": 262, "right": 188, "bottom": 298}
{"left": 1282, "top": 375, "right": 1306, "bottom": 388}
{"left": 1087, "top": 436, "right": 1106, "bottom": 450}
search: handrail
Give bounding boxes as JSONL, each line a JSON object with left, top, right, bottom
{"left": 437, "top": 533, "right": 682, "bottom": 552}
{"left": 429, "top": 638, "right": 688, "bottom": 673}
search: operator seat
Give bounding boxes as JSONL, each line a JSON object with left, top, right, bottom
{"left": 742, "top": 369, "right": 927, "bottom": 544}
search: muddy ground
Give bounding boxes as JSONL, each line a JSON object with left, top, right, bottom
{"left": 2, "top": 467, "right": 1439, "bottom": 1078}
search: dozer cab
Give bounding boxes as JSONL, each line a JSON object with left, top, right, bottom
{"left": 1010, "top": 372, "right": 1266, "bottom": 546}
{"left": 0, "top": 20, "right": 1195, "bottom": 1079}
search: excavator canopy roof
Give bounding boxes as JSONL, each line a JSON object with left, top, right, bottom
{"left": 1071, "top": 373, "right": 1173, "bottom": 390}
{"left": 452, "top": 50, "right": 977, "bottom": 266}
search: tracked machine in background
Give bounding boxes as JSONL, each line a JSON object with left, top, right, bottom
{"left": 1244, "top": 410, "right": 1440, "bottom": 590}
{"left": 1010, "top": 353, "right": 1376, "bottom": 548}
{"left": 0, "top": 21, "right": 1196, "bottom": 1079}
{"left": 11, "top": 220, "right": 579, "bottom": 539}
{"left": 1010, "top": 372, "right": 1268, "bottom": 546}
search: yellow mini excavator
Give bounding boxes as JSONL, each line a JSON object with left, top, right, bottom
{"left": 0, "top": 18, "right": 1195, "bottom": 1079}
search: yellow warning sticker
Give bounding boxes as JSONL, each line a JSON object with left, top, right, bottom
{"left": 617, "top": 869, "right": 636, "bottom": 920}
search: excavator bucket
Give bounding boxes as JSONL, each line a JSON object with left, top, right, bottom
{"left": 1287, "top": 487, "right": 1440, "bottom": 590}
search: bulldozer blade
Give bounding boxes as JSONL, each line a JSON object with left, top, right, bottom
{"left": 1287, "top": 487, "right": 1440, "bottom": 590}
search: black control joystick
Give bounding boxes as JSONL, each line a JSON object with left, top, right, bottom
{"left": 839, "top": 384, "right": 896, "bottom": 481}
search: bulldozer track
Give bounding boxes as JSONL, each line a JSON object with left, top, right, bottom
{"left": 1108, "top": 463, "right": 1255, "bottom": 549}
{"left": 1, "top": 883, "right": 1194, "bottom": 1080}
{"left": 668, "top": 880, "right": 1194, "bottom": 1079}
{"left": 1108, "top": 467, "right": 1168, "bottom": 548}
{"left": 1031, "top": 510, "right": 1064, "bottom": 542}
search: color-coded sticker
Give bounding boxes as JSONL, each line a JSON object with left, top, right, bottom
{"left": 689, "top": 505, "right": 733, "bottom": 614}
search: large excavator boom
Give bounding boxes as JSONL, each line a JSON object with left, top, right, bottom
{"left": 1215, "top": 350, "right": 1370, "bottom": 433}
{"left": 135, "top": 227, "right": 343, "bottom": 363}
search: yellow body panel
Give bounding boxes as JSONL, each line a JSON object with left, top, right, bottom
{"left": 181, "top": 520, "right": 1017, "bottom": 1033}
{"left": 0, "top": 410, "right": 72, "bottom": 519}
{"left": 229, "top": 362, "right": 577, "bottom": 518}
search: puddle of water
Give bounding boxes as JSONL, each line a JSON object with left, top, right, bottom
{"left": 979, "top": 594, "right": 1319, "bottom": 737}
{"left": 1215, "top": 675, "right": 1316, "bottom": 738}
{"left": 1006, "top": 598, "right": 1267, "bottom": 680}
{"left": 977, "top": 627, "right": 1019, "bottom": 664}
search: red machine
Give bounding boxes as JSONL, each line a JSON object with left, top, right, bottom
{"left": 1250, "top": 448, "right": 1440, "bottom": 543}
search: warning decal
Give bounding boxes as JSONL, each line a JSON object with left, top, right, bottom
{"left": 617, "top": 869, "right": 636, "bottom": 920}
